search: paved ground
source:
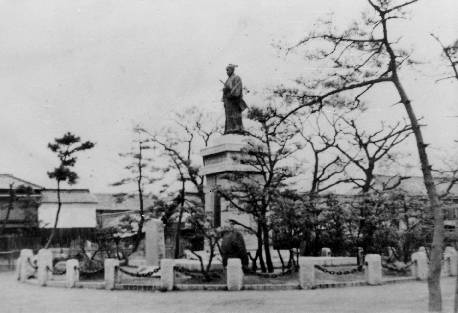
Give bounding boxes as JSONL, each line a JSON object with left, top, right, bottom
{"left": 0, "top": 272, "right": 455, "bottom": 313}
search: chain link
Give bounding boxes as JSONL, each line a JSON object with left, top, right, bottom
{"left": 46, "top": 265, "right": 66, "bottom": 275}
{"left": 26, "top": 257, "right": 38, "bottom": 270}
{"left": 381, "top": 260, "right": 415, "bottom": 273}
{"left": 118, "top": 266, "right": 161, "bottom": 278}
{"left": 314, "top": 264, "right": 363, "bottom": 275}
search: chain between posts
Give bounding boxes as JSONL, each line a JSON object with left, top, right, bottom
{"left": 118, "top": 266, "right": 161, "bottom": 278}
{"left": 46, "top": 265, "right": 66, "bottom": 275}
{"left": 26, "top": 257, "right": 38, "bottom": 270}
{"left": 314, "top": 264, "right": 363, "bottom": 275}
{"left": 381, "top": 260, "right": 415, "bottom": 273}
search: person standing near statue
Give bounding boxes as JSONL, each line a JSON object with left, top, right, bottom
{"left": 222, "top": 64, "right": 247, "bottom": 134}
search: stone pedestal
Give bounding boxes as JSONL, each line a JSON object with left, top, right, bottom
{"left": 160, "top": 259, "right": 175, "bottom": 291}
{"left": 145, "top": 219, "right": 165, "bottom": 267}
{"left": 66, "top": 259, "right": 79, "bottom": 288}
{"left": 411, "top": 251, "right": 428, "bottom": 280}
{"left": 201, "top": 134, "right": 259, "bottom": 250}
{"left": 37, "top": 249, "right": 53, "bottom": 286}
{"left": 19, "top": 249, "right": 34, "bottom": 282}
{"left": 104, "top": 258, "right": 120, "bottom": 290}
{"left": 299, "top": 257, "right": 315, "bottom": 289}
{"left": 365, "top": 254, "right": 382, "bottom": 285}
{"left": 227, "top": 258, "right": 243, "bottom": 291}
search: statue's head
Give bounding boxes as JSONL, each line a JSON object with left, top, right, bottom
{"left": 226, "top": 64, "right": 237, "bottom": 76}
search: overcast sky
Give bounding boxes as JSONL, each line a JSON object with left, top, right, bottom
{"left": 0, "top": 0, "right": 456, "bottom": 192}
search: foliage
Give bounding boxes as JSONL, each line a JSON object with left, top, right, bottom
{"left": 218, "top": 105, "right": 301, "bottom": 272}
{"left": 139, "top": 107, "right": 221, "bottom": 258}
{"left": 0, "top": 184, "right": 39, "bottom": 235}
{"left": 275, "top": 0, "right": 445, "bottom": 309}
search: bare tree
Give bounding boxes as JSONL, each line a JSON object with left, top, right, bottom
{"left": 141, "top": 107, "right": 221, "bottom": 258}
{"left": 431, "top": 34, "right": 458, "bottom": 82}
{"left": 217, "top": 105, "right": 301, "bottom": 272}
{"left": 112, "top": 126, "right": 159, "bottom": 253}
{"left": 277, "top": 1, "right": 445, "bottom": 309}
{"left": 336, "top": 117, "right": 413, "bottom": 193}
{"left": 293, "top": 111, "right": 349, "bottom": 195}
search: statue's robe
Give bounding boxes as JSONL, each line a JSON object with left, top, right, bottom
{"left": 223, "top": 74, "right": 247, "bottom": 134}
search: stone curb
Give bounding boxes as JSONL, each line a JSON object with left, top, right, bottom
{"left": 24, "top": 278, "right": 106, "bottom": 289}
{"left": 20, "top": 275, "right": 418, "bottom": 292}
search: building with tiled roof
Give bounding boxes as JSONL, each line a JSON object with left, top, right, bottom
{"left": 0, "top": 174, "right": 42, "bottom": 234}
{"left": 0, "top": 173, "right": 44, "bottom": 191}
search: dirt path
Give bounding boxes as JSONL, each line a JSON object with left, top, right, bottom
{"left": 0, "top": 272, "right": 455, "bottom": 313}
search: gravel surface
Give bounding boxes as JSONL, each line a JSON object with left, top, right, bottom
{"left": 0, "top": 272, "right": 455, "bottom": 313}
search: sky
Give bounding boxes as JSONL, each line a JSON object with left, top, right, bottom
{"left": 0, "top": 0, "right": 457, "bottom": 192}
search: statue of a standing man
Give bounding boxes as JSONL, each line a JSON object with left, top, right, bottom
{"left": 222, "top": 64, "right": 247, "bottom": 134}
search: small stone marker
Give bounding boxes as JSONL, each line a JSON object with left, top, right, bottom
{"left": 357, "top": 247, "right": 364, "bottom": 268}
{"left": 299, "top": 257, "right": 315, "bottom": 289}
{"left": 66, "top": 259, "right": 79, "bottom": 288}
{"left": 321, "top": 247, "right": 331, "bottom": 257}
{"left": 145, "top": 219, "right": 166, "bottom": 267}
{"left": 365, "top": 254, "right": 382, "bottom": 285}
{"left": 19, "top": 249, "right": 34, "bottom": 282}
{"left": 411, "top": 251, "right": 428, "bottom": 280}
{"left": 160, "top": 259, "right": 175, "bottom": 291}
{"left": 15, "top": 257, "right": 21, "bottom": 281}
{"left": 227, "top": 258, "right": 243, "bottom": 291}
{"left": 37, "top": 249, "right": 53, "bottom": 286}
{"left": 444, "top": 246, "right": 457, "bottom": 277}
{"left": 104, "top": 258, "right": 120, "bottom": 290}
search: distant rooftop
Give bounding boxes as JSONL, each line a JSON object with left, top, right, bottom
{"left": 373, "top": 175, "right": 458, "bottom": 196}
{"left": 95, "top": 193, "right": 157, "bottom": 211}
{"left": 40, "top": 189, "right": 98, "bottom": 204}
{"left": 0, "top": 173, "right": 43, "bottom": 190}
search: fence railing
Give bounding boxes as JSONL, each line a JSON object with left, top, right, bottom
{"left": 15, "top": 246, "right": 458, "bottom": 291}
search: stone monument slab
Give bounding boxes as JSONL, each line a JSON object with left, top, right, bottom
{"left": 145, "top": 218, "right": 165, "bottom": 267}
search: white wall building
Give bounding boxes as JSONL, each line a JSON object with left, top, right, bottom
{"left": 38, "top": 189, "right": 98, "bottom": 228}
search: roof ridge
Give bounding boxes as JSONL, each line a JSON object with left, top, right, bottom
{"left": 0, "top": 173, "right": 44, "bottom": 189}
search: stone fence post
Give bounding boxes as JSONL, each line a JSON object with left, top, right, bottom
{"left": 18, "top": 249, "right": 34, "bottom": 282}
{"left": 160, "top": 259, "right": 175, "bottom": 291}
{"left": 104, "top": 258, "right": 120, "bottom": 290}
{"left": 227, "top": 258, "right": 243, "bottom": 291}
{"left": 365, "top": 254, "right": 382, "bottom": 285}
{"left": 37, "top": 249, "right": 53, "bottom": 286}
{"left": 299, "top": 257, "right": 315, "bottom": 289}
{"left": 411, "top": 251, "right": 428, "bottom": 280}
{"left": 66, "top": 259, "right": 79, "bottom": 288}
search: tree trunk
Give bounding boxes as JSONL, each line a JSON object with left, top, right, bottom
{"left": 174, "top": 180, "right": 186, "bottom": 259}
{"left": 262, "top": 222, "right": 274, "bottom": 273}
{"left": 133, "top": 144, "right": 146, "bottom": 252}
{"left": 392, "top": 73, "right": 444, "bottom": 312}
{"left": 45, "top": 180, "right": 62, "bottom": 248}
{"left": 257, "top": 222, "right": 266, "bottom": 272}
{"left": 174, "top": 205, "right": 185, "bottom": 258}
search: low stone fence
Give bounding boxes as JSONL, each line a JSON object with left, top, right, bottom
{"left": 16, "top": 247, "right": 458, "bottom": 291}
